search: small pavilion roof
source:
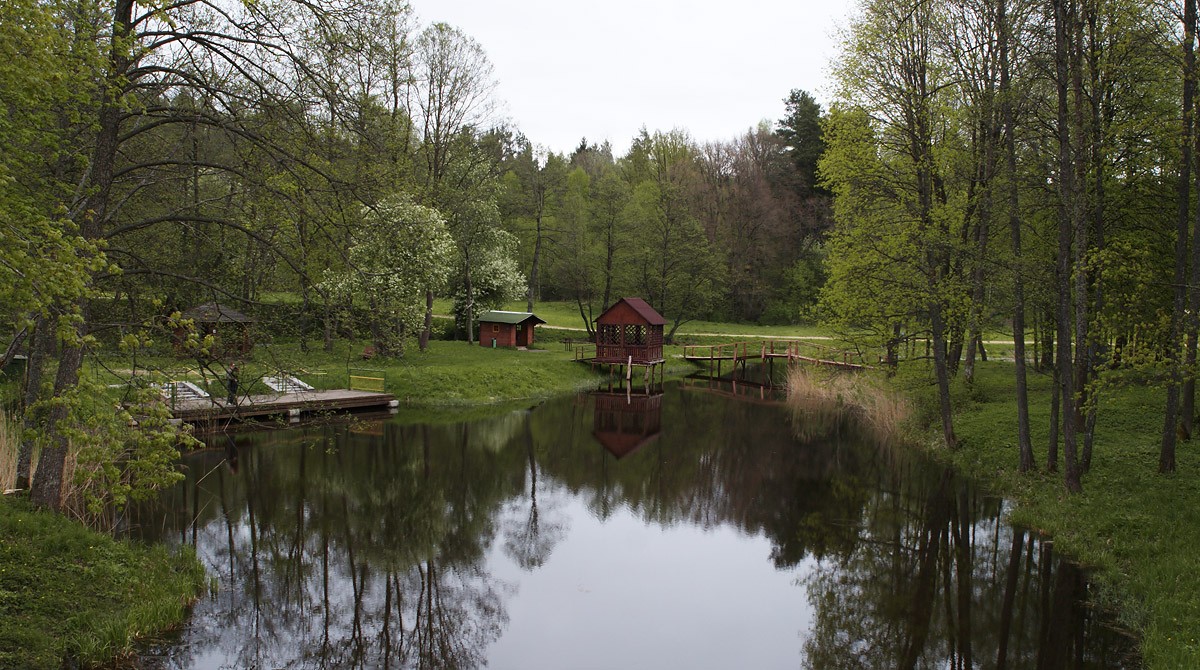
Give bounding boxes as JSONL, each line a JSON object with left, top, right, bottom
{"left": 599, "top": 298, "right": 665, "bottom": 326}
{"left": 477, "top": 310, "right": 546, "bottom": 326}
{"left": 180, "top": 302, "right": 253, "bottom": 323}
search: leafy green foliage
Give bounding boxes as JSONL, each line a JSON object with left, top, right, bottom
{"left": 64, "top": 380, "right": 197, "bottom": 531}
{"left": 0, "top": 0, "right": 108, "bottom": 331}
{"left": 324, "top": 198, "right": 455, "bottom": 355}
{"left": 451, "top": 229, "right": 526, "bottom": 337}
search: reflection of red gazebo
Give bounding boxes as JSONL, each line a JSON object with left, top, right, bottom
{"left": 591, "top": 391, "right": 663, "bottom": 459}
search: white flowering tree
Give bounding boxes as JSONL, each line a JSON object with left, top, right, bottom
{"left": 451, "top": 228, "right": 526, "bottom": 340}
{"left": 325, "top": 198, "right": 454, "bottom": 356}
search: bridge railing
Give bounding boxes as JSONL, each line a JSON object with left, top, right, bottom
{"left": 683, "top": 339, "right": 873, "bottom": 369}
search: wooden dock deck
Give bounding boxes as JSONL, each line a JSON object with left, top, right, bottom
{"left": 170, "top": 389, "right": 398, "bottom": 424}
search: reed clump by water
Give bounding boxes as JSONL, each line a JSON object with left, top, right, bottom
{"left": 785, "top": 366, "right": 912, "bottom": 445}
{"left": 0, "top": 407, "right": 18, "bottom": 491}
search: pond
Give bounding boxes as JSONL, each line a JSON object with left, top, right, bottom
{"left": 135, "top": 379, "right": 1137, "bottom": 669}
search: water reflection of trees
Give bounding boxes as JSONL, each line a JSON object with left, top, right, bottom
{"left": 139, "top": 418, "right": 523, "bottom": 669}
{"left": 137, "top": 386, "right": 1133, "bottom": 668}
{"left": 528, "top": 388, "right": 1135, "bottom": 668}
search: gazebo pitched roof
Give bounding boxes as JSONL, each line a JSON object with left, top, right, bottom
{"left": 599, "top": 298, "right": 665, "bottom": 326}
{"left": 180, "top": 302, "right": 253, "bottom": 323}
{"left": 477, "top": 310, "right": 545, "bottom": 326}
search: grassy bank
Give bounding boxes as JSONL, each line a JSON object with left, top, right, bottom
{"left": 0, "top": 497, "right": 205, "bottom": 668}
{"left": 85, "top": 336, "right": 704, "bottom": 411}
{"left": 899, "top": 361, "right": 1198, "bottom": 668}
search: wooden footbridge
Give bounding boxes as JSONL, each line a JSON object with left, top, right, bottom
{"left": 683, "top": 339, "right": 873, "bottom": 376}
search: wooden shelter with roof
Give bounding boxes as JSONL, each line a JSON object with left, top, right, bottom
{"left": 477, "top": 310, "right": 546, "bottom": 348}
{"left": 174, "top": 302, "right": 254, "bottom": 357}
{"left": 584, "top": 297, "right": 666, "bottom": 382}
{"left": 595, "top": 298, "right": 664, "bottom": 364}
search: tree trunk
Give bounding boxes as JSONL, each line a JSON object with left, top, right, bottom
{"left": 964, "top": 113, "right": 998, "bottom": 386}
{"left": 1040, "top": 311, "right": 1055, "bottom": 371}
{"left": 31, "top": 343, "right": 84, "bottom": 510}
{"left": 527, "top": 212, "right": 543, "bottom": 313}
{"left": 368, "top": 296, "right": 386, "bottom": 356}
{"left": 603, "top": 226, "right": 614, "bottom": 311}
{"left": 16, "top": 320, "right": 51, "bottom": 491}
{"left": 1183, "top": 0, "right": 1200, "bottom": 438}
{"left": 419, "top": 290, "right": 433, "bottom": 352}
{"left": 299, "top": 286, "right": 311, "bottom": 353}
{"left": 932, "top": 303, "right": 958, "bottom": 449}
{"left": 999, "top": 0, "right": 1035, "bottom": 473}
{"left": 323, "top": 298, "right": 334, "bottom": 352}
{"left": 31, "top": 0, "right": 133, "bottom": 510}
{"left": 1162, "top": 0, "right": 1196, "bottom": 473}
{"left": 1048, "top": 364, "right": 1060, "bottom": 473}
{"left": 1070, "top": 0, "right": 1092, "bottom": 478}
{"left": 576, "top": 299, "right": 595, "bottom": 339}
{"left": 464, "top": 251, "right": 475, "bottom": 345}
{"left": 1053, "top": 0, "right": 1082, "bottom": 492}
{"left": 1082, "top": 9, "right": 1107, "bottom": 472}
{"left": 886, "top": 322, "right": 901, "bottom": 371}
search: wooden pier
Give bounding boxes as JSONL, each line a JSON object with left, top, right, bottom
{"left": 683, "top": 339, "right": 873, "bottom": 376}
{"left": 170, "top": 389, "right": 398, "bottom": 425}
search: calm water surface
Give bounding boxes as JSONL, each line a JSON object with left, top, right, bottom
{"left": 136, "top": 380, "right": 1137, "bottom": 669}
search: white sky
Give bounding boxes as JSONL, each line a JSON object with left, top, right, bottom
{"left": 407, "top": 0, "right": 855, "bottom": 156}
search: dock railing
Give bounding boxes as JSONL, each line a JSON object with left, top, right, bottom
{"left": 347, "top": 367, "right": 386, "bottom": 392}
{"left": 574, "top": 343, "right": 597, "bottom": 361}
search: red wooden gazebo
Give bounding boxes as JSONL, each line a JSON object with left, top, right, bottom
{"left": 584, "top": 297, "right": 666, "bottom": 383}
{"left": 594, "top": 297, "right": 665, "bottom": 365}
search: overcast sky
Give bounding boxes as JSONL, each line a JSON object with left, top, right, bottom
{"left": 406, "top": 0, "right": 855, "bottom": 156}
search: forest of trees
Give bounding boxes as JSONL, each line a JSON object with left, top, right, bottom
{"left": 0, "top": 0, "right": 830, "bottom": 510}
{"left": 3, "top": 0, "right": 1200, "bottom": 509}
{"left": 820, "top": 0, "right": 1195, "bottom": 493}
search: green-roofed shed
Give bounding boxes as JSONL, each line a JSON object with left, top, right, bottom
{"left": 478, "top": 310, "right": 546, "bottom": 348}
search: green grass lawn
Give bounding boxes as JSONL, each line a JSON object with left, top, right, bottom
{"left": 0, "top": 497, "right": 204, "bottom": 669}
{"left": 903, "top": 361, "right": 1200, "bottom": 668}
{"left": 84, "top": 335, "right": 699, "bottom": 412}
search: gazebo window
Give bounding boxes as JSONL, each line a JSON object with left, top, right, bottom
{"left": 598, "top": 325, "right": 621, "bottom": 345}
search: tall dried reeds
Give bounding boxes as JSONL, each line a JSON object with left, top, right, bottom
{"left": 785, "top": 366, "right": 912, "bottom": 446}
{"left": 0, "top": 407, "right": 17, "bottom": 491}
